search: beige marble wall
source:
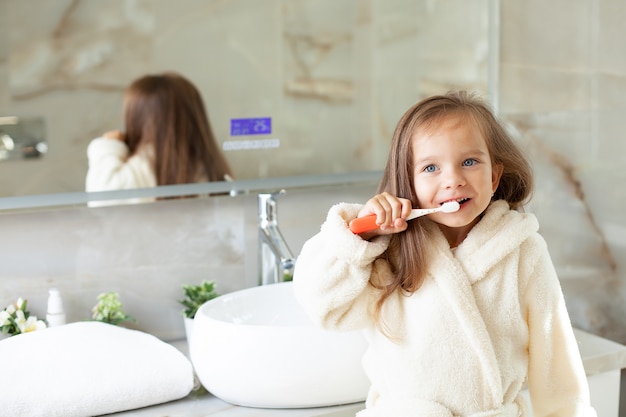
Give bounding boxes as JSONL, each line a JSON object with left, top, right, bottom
{"left": 499, "top": 0, "right": 626, "bottom": 343}
{"left": 0, "top": 0, "right": 489, "bottom": 196}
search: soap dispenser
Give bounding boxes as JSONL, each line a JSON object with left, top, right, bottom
{"left": 46, "top": 288, "right": 66, "bottom": 327}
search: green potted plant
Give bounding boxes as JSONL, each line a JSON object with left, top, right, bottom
{"left": 91, "top": 292, "right": 134, "bottom": 326}
{"left": 179, "top": 280, "right": 219, "bottom": 342}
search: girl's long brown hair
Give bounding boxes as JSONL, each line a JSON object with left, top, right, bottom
{"left": 123, "top": 72, "right": 233, "bottom": 185}
{"left": 374, "top": 91, "right": 533, "bottom": 334}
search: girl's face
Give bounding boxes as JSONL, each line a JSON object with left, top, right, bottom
{"left": 411, "top": 116, "right": 503, "bottom": 247}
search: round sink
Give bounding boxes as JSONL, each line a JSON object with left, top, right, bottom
{"left": 189, "top": 281, "right": 369, "bottom": 408}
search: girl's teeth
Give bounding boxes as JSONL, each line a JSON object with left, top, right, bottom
{"left": 442, "top": 198, "right": 468, "bottom": 205}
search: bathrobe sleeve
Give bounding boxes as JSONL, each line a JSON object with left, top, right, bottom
{"left": 293, "top": 202, "right": 391, "bottom": 331}
{"left": 86, "top": 137, "right": 156, "bottom": 192}
{"left": 523, "top": 234, "right": 597, "bottom": 417}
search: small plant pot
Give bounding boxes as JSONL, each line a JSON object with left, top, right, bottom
{"left": 184, "top": 317, "right": 194, "bottom": 346}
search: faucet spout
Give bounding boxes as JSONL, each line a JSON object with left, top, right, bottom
{"left": 258, "top": 191, "right": 296, "bottom": 285}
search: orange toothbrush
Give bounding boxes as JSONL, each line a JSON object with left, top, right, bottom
{"left": 349, "top": 201, "right": 460, "bottom": 234}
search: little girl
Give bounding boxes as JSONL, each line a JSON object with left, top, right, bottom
{"left": 293, "top": 91, "right": 596, "bottom": 417}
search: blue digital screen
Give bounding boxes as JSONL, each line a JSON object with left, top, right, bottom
{"left": 230, "top": 117, "right": 272, "bottom": 136}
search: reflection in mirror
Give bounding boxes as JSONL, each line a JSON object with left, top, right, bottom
{"left": 85, "top": 72, "right": 234, "bottom": 208}
{"left": 0, "top": 0, "right": 492, "bottom": 206}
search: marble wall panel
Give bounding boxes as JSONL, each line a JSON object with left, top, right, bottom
{"left": 0, "top": 2, "right": 7, "bottom": 112}
{"left": 500, "top": 0, "right": 626, "bottom": 343}
{"left": 0, "top": 196, "right": 249, "bottom": 341}
{"left": 595, "top": 0, "right": 626, "bottom": 73}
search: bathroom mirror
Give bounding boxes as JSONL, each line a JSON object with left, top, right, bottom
{"left": 0, "top": 0, "right": 493, "bottom": 206}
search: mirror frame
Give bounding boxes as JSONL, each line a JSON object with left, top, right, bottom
{"left": 0, "top": 171, "right": 383, "bottom": 211}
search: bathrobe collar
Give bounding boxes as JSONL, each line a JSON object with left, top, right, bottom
{"left": 424, "top": 200, "right": 539, "bottom": 285}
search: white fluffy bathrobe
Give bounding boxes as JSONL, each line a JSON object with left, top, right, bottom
{"left": 85, "top": 137, "right": 157, "bottom": 207}
{"left": 293, "top": 201, "right": 596, "bottom": 417}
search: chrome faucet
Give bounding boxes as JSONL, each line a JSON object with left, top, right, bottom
{"left": 258, "top": 191, "right": 296, "bottom": 285}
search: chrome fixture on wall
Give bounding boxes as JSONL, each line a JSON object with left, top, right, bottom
{"left": 258, "top": 191, "right": 296, "bottom": 285}
{"left": 0, "top": 116, "right": 48, "bottom": 161}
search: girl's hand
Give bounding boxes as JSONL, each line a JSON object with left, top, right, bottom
{"left": 351, "top": 192, "right": 413, "bottom": 239}
{"left": 102, "top": 130, "right": 125, "bottom": 141}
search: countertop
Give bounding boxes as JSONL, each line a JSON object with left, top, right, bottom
{"left": 105, "top": 394, "right": 363, "bottom": 417}
{"left": 574, "top": 328, "right": 626, "bottom": 376}
{"left": 108, "top": 329, "right": 626, "bottom": 417}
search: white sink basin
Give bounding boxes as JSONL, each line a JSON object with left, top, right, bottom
{"left": 189, "top": 281, "right": 370, "bottom": 408}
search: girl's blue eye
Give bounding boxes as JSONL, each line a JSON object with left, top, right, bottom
{"left": 463, "top": 159, "right": 477, "bottom": 167}
{"left": 424, "top": 165, "right": 437, "bottom": 173}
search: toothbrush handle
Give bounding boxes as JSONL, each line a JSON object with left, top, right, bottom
{"left": 349, "top": 215, "right": 380, "bottom": 234}
{"left": 349, "top": 208, "right": 436, "bottom": 234}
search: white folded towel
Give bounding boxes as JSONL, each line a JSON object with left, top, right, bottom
{"left": 0, "top": 321, "right": 194, "bottom": 417}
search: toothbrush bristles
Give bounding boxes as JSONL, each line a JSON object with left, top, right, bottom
{"left": 441, "top": 201, "right": 460, "bottom": 213}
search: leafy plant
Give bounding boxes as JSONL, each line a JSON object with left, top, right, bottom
{"left": 91, "top": 292, "right": 134, "bottom": 326}
{"left": 0, "top": 297, "right": 46, "bottom": 336}
{"left": 179, "top": 280, "right": 219, "bottom": 319}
